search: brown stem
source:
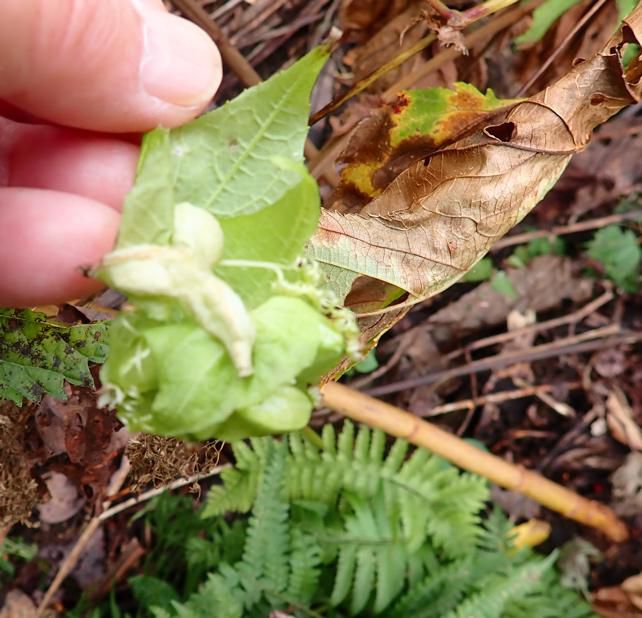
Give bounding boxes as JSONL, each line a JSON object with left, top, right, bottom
{"left": 321, "top": 381, "right": 629, "bottom": 542}
{"left": 366, "top": 327, "right": 641, "bottom": 396}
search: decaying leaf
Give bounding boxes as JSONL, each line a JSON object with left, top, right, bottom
{"left": 309, "top": 10, "right": 642, "bottom": 317}
{"left": 611, "top": 451, "right": 642, "bottom": 516}
{"left": 37, "top": 471, "right": 85, "bottom": 525}
{"left": 0, "top": 309, "right": 107, "bottom": 405}
{"left": 334, "top": 83, "right": 517, "bottom": 206}
{"left": 606, "top": 386, "right": 642, "bottom": 451}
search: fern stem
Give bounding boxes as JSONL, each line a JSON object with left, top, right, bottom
{"left": 321, "top": 382, "right": 629, "bottom": 542}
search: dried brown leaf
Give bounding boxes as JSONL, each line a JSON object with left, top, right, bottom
{"left": 606, "top": 386, "right": 642, "bottom": 451}
{"left": 310, "top": 12, "right": 642, "bottom": 313}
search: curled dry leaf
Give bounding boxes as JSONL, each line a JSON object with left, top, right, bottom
{"left": 309, "top": 8, "right": 642, "bottom": 323}
{"left": 606, "top": 386, "right": 642, "bottom": 451}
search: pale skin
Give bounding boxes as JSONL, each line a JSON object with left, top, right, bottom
{"left": 0, "top": 0, "right": 222, "bottom": 307}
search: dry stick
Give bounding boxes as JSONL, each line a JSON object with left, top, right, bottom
{"left": 37, "top": 457, "right": 132, "bottom": 616}
{"left": 445, "top": 289, "right": 615, "bottom": 360}
{"left": 491, "top": 210, "right": 642, "bottom": 251}
{"left": 171, "top": 0, "right": 262, "bottom": 86}
{"left": 515, "top": 0, "right": 610, "bottom": 97}
{"left": 171, "top": 0, "right": 320, "bottom": 160}
{"left": 366, "top": 326, "right": 638, "bottom": 396}
{"left": 98, "top": 465, "right": 229, "bottom": 522}
{"left": 309, "top": 0, "right": 522, "bottom": 125}
{"left": 427, "top": 381, "right": 582, "bottom": 416}
{"left": 309, "top": 0, "right": 544, "bottom": 179}
{"left": 321, "top": 381, "right": 629, "bottom": 541}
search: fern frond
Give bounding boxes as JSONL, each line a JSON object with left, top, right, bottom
{"left": 287, "top": 528, "right": 322, "bottom": 605}
{"left": 329, "top": 495, "right": 408, "bottom": 615}
{"left": 388, "top": 558, "right": 472, "bottom": 618}
{"left": 239, "top": 440, "right": 290, "bottom": 603}
{"left": 202, "top": 441, "right": 265, "bottom": 517}
{"left": 164, "top": 570, "right": 244, "bottom": 618}
{"left": 444, "top": 554, "right": 555, "bottom": 618}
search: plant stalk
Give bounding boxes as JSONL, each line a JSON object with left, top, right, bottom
{"left": 321, "top": 381, "right": 629, "bottom": 542}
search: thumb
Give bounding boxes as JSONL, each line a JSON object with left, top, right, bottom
{"left": 0, "top": 0, "right": 222, "bottom": 132}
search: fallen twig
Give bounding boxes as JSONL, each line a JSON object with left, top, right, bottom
{"left": 98, "top": 465, "right": 228, "bottom": 522}
{"left": 445, "top": 289, "right": 615, "bottom": 360}
{"left": 321, "top": 381, "right": 629, "bottom": 541}
{"left": 491, "top": 210, "right": 642, "bottom": 251}
{"left": 366, "top": 326, "right": 640, "bottom": 396}
{"left": 426, "top": 381, "right": 582, "bottom": 416}
{"left": 37, "top": 457, "right": 132, "bottom": 616}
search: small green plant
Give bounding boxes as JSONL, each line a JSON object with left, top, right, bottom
{"left": 0, "top": 536, "right": 37, "bottom": 582}
{"left": 506, "top": 235, "right": 565, "bottom": 269}
{"left": 99, "top": 424, "right": 595, "bottom": 618}
{"left": 460, "top": 257, "right": 495, "bottom": 283}
{"left": 585, "top": 224, "right": 641, "bottom": 291}
{"left": 515, "top": 0, "right": 637, "bottom": 46}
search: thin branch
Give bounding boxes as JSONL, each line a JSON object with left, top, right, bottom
{"left": 491, "top": 210, "right": 642, "bottom": 251}
{"left": 445, "top": 289, "right": 615, "bottom": 360}
{"left": 99, "top": 465, "right": 229, "bottom": 522}
{"left": 515, "top": 0, "right": 610, "bottom": 97}
{"left": 171, "top": 0, "right": 261, "bottom": 87}
{"left": 427, "top": 381, "right": 582, "bottom": 416}
{"left": 321, "top": 381, "right": 629, "bottom": 542}
{"left": 309, "top": 0, "right": 523, "bottom": 125}
{"left": 37, "top": 457, "right": 132, "bottom": 616}
{"left": 366, "top": 326, "right": 640, "bottom": 396}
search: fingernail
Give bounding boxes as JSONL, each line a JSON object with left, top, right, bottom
{"left": 138, "top": 11, "right": 222, "bottom": 107}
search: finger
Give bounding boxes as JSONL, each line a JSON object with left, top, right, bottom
{"left": 0, "top": 188, "right": 120, "bottom": 306}
{"left": 0, "top": 0, "right": 222, "bottom": 132}
{"left": 3, "top": 119, "right": 139, "bottom": 211}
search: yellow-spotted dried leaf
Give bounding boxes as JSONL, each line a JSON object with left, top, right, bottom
{"left": 310, "top": 8, "right": 642, "bottom": 309}
{"left": 335, "top": 83, "right": 517, "bottom": 207}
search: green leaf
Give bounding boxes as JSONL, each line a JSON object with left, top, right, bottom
{"left": 0, "top": 310, "right": 107, "bottom": 405}
{"left": 98, "top": 45, "right": 361, "bottom": 441}
{"left": 130, "top": 575, "right": 180, "bottom": 611}
{"left": 353, "top": 349, "right": 378, "bottom": 373}
{"left": 117, "top": 129, "right": 176, "bottom": 248}
{"left": 586, "top": 225, "right": 641, "bottom": 291}
{"left": 490, "top": 271, "right": 518, "bottom": 300}
{"left": 166, "top": 47, "right": 327, "bottom": 219}
{"left": 617, "top": 0, "right": 639, "bottom": 21}
{"left": 117, "top": 47, "right": 328, "bottom": 247}
{"left": 214, "top": 161, "right": 320, "bottom": 307}
{"left": 460, "top": 257, "right": 494, "bottom": 283}
{"left": 515, "top": 0, "right": 583, "bottom": 46}
{"left": 506, "top": 235, "right": 565, "bottom": 268}
{"left": 101, "top": 296, "right": 344, "bottom": 440}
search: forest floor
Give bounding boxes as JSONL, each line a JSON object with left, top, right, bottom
{"left": 2, "top": 0, "right": 642, "bottom": 616}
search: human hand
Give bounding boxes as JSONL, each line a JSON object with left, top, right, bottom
{"left": 0, "top": 0, "right": 222, "bottom": 307}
